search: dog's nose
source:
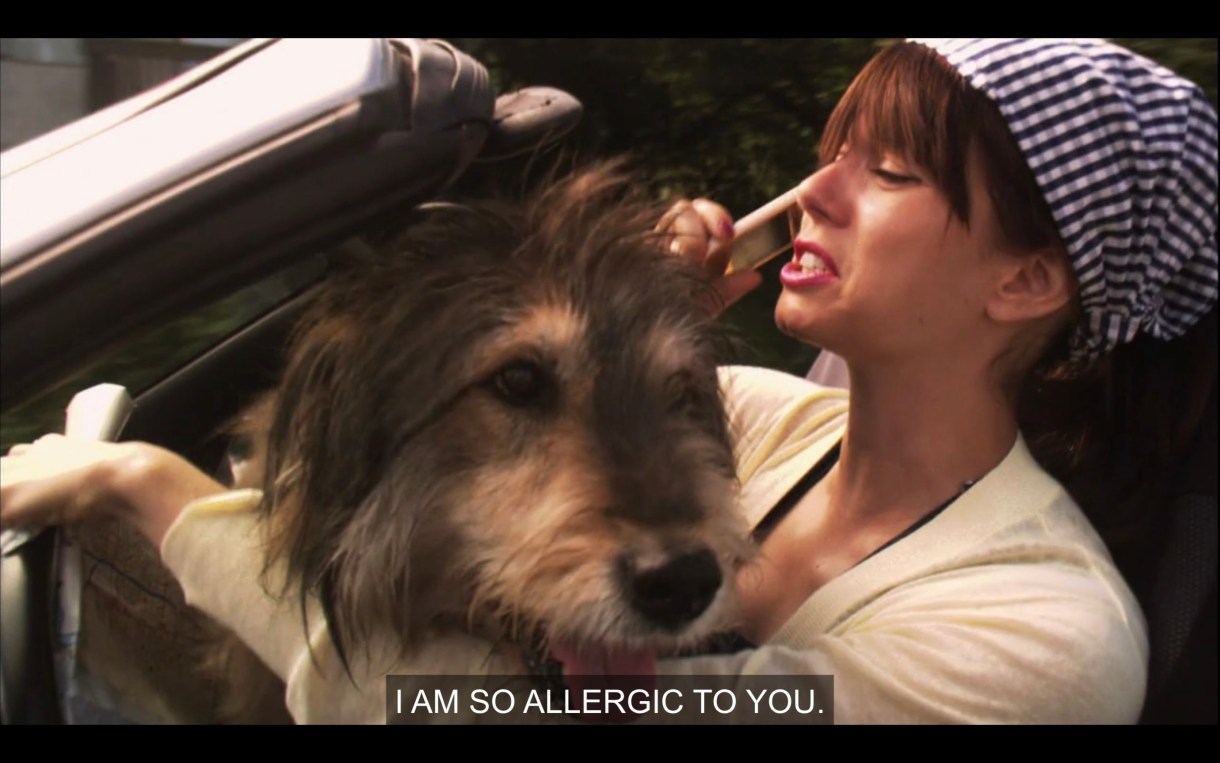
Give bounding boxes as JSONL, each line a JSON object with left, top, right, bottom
{"left": 623, "top": 549, "right": 722, "bottom": 630}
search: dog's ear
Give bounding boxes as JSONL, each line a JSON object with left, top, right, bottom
{"left": 259, "top": 213, "right": 514, "bottom": 658}
{"left": 261, "top": 310, "right": 393, "bottom": 555}
{"left": 258, "top": 306, "right": 409, "bottom": 672}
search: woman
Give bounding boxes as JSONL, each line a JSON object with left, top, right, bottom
{"left": 3, "top": 38, "right": 1216, "bottom": 723}
{"left": 655, "top": 38, "right": 1216, "bottom": 724}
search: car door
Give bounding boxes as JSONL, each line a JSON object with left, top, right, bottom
{"left": 0, "top": 37, "right": 581, "bottom": 724}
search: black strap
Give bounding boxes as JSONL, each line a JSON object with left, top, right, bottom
{"left": 751, "top": 442, "right": 842, "bottom": 543}
{"left": 699, "top": 443, "right": 844, "bottom": 656}
{"left": 699, "top": 440, "right": 972, "bottom": 655}
{"left": 855, "top": 485, "right": 964, "bottom": 566}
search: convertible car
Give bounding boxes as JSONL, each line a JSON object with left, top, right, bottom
{"left": 0, "top": 37, "right": 1214, "bottom": 725}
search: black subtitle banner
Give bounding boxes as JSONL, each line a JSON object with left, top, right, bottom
{"left": 385, "top": 675, "right": 834, "bottom": 725}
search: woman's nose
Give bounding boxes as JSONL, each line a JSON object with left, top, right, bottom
{"left": 796, "top": 163, "right": 849, "bottom": 228}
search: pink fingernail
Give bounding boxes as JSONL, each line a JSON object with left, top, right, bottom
{"left": 719, "top": 218, "right": 735, "bottom": 239}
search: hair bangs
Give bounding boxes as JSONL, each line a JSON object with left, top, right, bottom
{"left": 818, "top": 41, "right": 978, "bottom": 225}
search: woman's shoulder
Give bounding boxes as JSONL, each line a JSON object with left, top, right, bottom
{"left": 889, "top": 436, "right": 1144, "bottom": 632}
{"left": 766, "top": 436, "right": 1150, "bottom": 721}
{"left": 795, "top": 554, "right": 1149, "bottom": 722}
{"left": 717, "top": 365, "right": 848, "bottom": 452}
{"left": 772, "top": 496, "right": 1150, "bottom": 722}
{"left": 717, "top": 365, "right": 849, "bottom": 514}
{"left": 719, "top": 364, "right": 848, "bottom": 407}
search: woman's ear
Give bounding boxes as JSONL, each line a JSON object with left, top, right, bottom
{"left": 986, "top": 250, "right": 1075, "bottom": 325}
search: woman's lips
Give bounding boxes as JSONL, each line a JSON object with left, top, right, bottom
{"left": 780, "top": 240, "right": 838, "bottom": 287}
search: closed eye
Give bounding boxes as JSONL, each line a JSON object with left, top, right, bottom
{"left": 871, "top": 168, "right": 921, "bottom": 185}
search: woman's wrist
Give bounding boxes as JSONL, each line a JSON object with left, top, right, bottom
{"left": 107, "top": 443, "right": 227, "bottom": 548}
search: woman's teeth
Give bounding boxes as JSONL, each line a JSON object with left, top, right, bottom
{"left": 799, "top": 253, "right": 830, "bottom": 274}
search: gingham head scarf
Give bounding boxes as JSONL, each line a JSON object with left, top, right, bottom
{"left": 911, "top": 38, "right": 1218, "bottom": 364}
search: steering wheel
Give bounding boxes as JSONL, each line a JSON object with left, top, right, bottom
{"left": 1, "top": 384, "right": 133, "bottom": 724}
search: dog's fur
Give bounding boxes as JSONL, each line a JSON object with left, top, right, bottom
{"left": 225, "top": 165, "right": 750, "bottom": 712}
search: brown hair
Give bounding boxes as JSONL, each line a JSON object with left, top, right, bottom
{"left": 820, "top": 41, "right": 1217, "bottom": 581}
{"left": 817, "top": 41, "right": 1062, "bottom": 255}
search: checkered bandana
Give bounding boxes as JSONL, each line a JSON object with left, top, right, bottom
{"left": 911, "top": 38, "right": 1218, "bottom": 364}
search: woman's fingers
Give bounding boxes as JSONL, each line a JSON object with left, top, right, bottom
{"left": 658, "top": 197, "right": 763, "bottom": 312}
{"left": 658, "top": 199, "right": 706, "bottom": 268}
{"left": 1, "top": 459, "right": 78, "bottom": 529}
{"left": 690, "top": 199, "right": 736, "bottom": 277}
{"left": 659, "top": 198, "right": 735, "bottom": 275}
{"left": 4, "top": 434, "right": 119, "bottom": 482}
{"left": 0, "top": 435, "right": 128, "bottom": 529}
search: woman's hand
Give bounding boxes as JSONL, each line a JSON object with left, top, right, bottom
{"left": 658, "top": 198, "right": 763, "bottom": 313}
{"left": 1, "top": 435, "right": 227, "bottom": 547}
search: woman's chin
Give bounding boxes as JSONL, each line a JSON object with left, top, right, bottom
{"left": 774, "top": 296, "right": 826, "bottom": 345}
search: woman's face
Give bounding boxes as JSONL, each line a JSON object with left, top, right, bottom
{"left": 775, "top": 131, "right": 1005, "bottom": 368}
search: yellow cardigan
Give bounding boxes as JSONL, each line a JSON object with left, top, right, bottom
{"left": 161, "top": 366, "right": 1148, "bottom": 723}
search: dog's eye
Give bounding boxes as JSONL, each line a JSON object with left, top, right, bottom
{"left": 491, "top": 361, "right": 552, "bottom": 408}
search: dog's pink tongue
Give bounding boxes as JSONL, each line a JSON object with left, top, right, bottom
{"left": 550, "top": 639, "right": 657, "bottom": 695}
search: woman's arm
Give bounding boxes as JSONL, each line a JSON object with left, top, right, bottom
{"left": 1, "top": 435, "right": 227, "bottom": 547}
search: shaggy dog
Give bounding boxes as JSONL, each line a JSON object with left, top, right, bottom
{"left": 216, "top": 164, "right": 751, "bottom": 719}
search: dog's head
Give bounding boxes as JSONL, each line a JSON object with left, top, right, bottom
{"left": 259, "top": 163, "right": 750, "bottom": 677}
